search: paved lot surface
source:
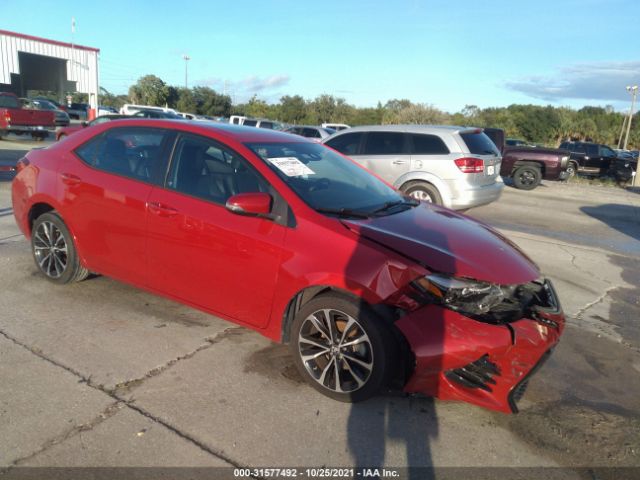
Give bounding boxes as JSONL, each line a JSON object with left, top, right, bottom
{"left": 0, "top": 143, "right": 639, "bottom": 475}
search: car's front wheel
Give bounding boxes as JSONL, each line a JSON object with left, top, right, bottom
{"left": 290, "top": 293, "right": 397, "bottom": 402}
{"left": 31, "top": 212, "right": 89, "bottom": 284}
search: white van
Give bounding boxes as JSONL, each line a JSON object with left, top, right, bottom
{"left": 120, "top": 104, "right": 177, "bottom": 115}
{"left": 322, "top": 123, "right": 350, "bottom": 131}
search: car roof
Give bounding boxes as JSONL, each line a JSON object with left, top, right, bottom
{"left": 329, "top": 124, "right": 475, "bottom": 135}
{"left": 97, "top": 119, "right": 309, "bottom": 143}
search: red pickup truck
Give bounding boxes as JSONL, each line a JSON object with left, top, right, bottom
{"left": 0, "top": 92, "right": 56, "bottom": 141}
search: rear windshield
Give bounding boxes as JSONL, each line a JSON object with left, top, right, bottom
{"left": 0, "top": 95, "right": 20, "bottom": 109}
{"left": 460, "top": 131, "right": 500, "bottom": 156}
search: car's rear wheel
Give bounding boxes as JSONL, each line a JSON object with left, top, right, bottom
{"left": 513, "top": 165, "right": 541, "bottom": 190}
{"left": 31, "top": 212, "right": 89, "bottom": 284}
{"left": 290, "top": 293, "right": 397, "bottom": 402}
{"left": 402, "top": 181, "right": 442, "bottom": 205}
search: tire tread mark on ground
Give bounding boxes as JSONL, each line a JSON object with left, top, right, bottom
{"left": 0, "top": 327, "right": 247, "bottom": 470}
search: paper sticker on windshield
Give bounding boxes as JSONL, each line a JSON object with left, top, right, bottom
{"left": 267, "top": 157, "right": 315, "bottom": 177}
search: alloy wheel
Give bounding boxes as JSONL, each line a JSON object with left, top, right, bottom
{"left": 519, "top": 170, "right": 536, "bottom": 185}
{"left": 297, "top": 308, "right": 374, "bottom": 393}
{"left": 409, "top": 190, "right": 433, "bottom": 202}
{"left": 33, "top": 221, "right": 68, "bottom": 278}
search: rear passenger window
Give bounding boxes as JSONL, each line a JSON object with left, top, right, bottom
{"left": 363, "top": 132, "right": 407, "bottom": 155}
{"left": 325, "top": 132, "right": 364, "bottom": 156}
{"left": 460, "top": 132, "right": 500, "bottom": 156}
{"left": 74, "top": 127, "right": 170, "bottom": 183}
{"left": 167, "top": 135, "right": 269, "bottom": 205}
{"left": 410, "top": 134, "right": 449, "bottom": 154}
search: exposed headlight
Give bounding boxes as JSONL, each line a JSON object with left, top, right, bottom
{"left": 413, "top": 273, "right": 506, "bottom": 316}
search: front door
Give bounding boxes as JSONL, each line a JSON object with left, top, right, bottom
{"left": 146, "top": 133, "right": 287, "bottom": 328}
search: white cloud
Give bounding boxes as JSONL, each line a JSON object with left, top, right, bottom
{"left": 505, "top": 61, "right": 640, "bottom": 102}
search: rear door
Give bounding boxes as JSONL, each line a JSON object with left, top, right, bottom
{"left": 60, "top": 126, "right": 174, "bottom": 285}
{"left": 457, "top": 130, "right": 501, "bottom": 186}
{"left": 354, "top": 131, "right": 411, "bottom": 184}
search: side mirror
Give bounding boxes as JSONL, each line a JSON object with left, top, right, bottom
{"left": 225, "top": 192, "right": 272, "bottom": 217}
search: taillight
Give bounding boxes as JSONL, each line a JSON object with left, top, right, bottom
{"left": 15, "top": 157, "right": 30, "bottom": 173}
{"left": 4, "top": 111, "right": 10, "bottom": 124}
{"left": 454, "top": 157, "right": 485, "bottom": 173}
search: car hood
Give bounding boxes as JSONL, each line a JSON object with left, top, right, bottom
{"left": 342, "top": 203, "right": 540, "bottom": 285}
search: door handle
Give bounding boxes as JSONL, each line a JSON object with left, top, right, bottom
{"left": 60, "top": 172, "right": 81, "bottom": 185}
{"left": 392, "top": 160, "right": 407, "bottom": 165}
{"left": 148, "top": 202, "right": 178, "bottom": 217}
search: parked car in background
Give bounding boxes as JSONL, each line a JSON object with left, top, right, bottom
{"left": 483, "top": 127, "right": 570, "bottom": 190}
{"left": 0, "top": 92, "right": 55, "bottom": 140}
{"left": 505, "top": 138, "right": 531, "bottom": 147}
{"left": 120, "top": 104, "right": 177, "bottom": 116}
{"left": 56, "top": 114, "right": 129, "bottom": 141}
{"left": 322, "top": 123, "right": 350, "bottom": 131}
{"left": 242, "top": 118, "right": 277, "bottom": 129}
{"left": 22, "top": 98, "right": 70, "bottom": 127}
{"left": 323, "top": 125, "right": 503, "bottom": 209}
{"left": 558, "top": 141, "right": 636, "bottom": 184}
{"left": 33, "top": 97, "right": 67, "bottom": 112}
{"left": 132, "top": 109, "right": 185, "bottom": 120}
{"left": 559, "top": 141, "right": 618, "bottom": 176}
{"left": 12, "top": 119, "right": 565, "bottom": 413}
{"left": 66, "top": 102, "right": 89, "bottom": 120}
{"left": 286, "top": 125, "right": 336, "bottom": 141}
{"left": 98, "top": 106, "right": 118, "bottom": 116}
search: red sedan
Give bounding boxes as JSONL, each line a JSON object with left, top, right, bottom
{"left": 12, "top": 120, "right": 564, "bottom": 413}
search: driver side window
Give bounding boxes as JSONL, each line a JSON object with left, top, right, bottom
{"left": 166, "top": 135, "right": 269, "bottom": 205}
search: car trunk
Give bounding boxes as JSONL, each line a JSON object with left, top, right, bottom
{"left": 458, "top": 129, "right": 502, "bottom": 187}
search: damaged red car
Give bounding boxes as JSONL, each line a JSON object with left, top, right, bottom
{"left": 12, "top": 120, "right": 564, "bottom": 413}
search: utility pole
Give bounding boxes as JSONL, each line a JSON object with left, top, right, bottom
{"left": 623, "top": 85, "right": 637, "bottom": 150}
{"left": 618, "top": 115, "right": 627, "bottom": 149}
{"left": 183, "top": 54, "right": 190, "bottom": 89}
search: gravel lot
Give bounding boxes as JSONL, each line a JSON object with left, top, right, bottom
{"left": 1, "top": 138, "right": 639, "bottom": 477}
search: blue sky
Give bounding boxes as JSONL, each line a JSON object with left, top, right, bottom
{"left": 3, "top": 0, "right": 639, "bottom": 112}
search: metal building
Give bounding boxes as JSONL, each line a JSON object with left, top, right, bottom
{"left": 0, "top": 29, "right": 99, "bottom": 117}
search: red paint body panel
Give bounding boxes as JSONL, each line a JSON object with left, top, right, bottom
{"left": 343, "top": 203, "right": 540, "bottom": 285}
{"left": 397, "top": 303, "right": 564, "bottom": 413}
{"left": 11, "top": 119, "right": 565, "bottom": 413}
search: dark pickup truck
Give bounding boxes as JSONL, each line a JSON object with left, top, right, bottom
{"left": 484, "top": 128, "right": 570, "bottom": 190}
{"left": 0, "top": 92, "right": 55, "bottom": 140}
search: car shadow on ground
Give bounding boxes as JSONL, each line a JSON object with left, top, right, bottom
{"left": 580, "top": 204, "right": 640, "bottom": 243}
{"left": 342, "top": 204, "right": 461, "bottom": 475}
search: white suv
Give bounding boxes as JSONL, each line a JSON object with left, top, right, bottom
{"left": 322, "top": 125, "right": 503, "bottom": 210}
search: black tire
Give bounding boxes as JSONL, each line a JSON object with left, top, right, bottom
{"left": 401, "top": 180, "right": 442, "bottom": 205}
{"left": 512, "top": 165, "right": 542, "bottom": 190}
{"left": 289, "top": 293, "right": 398, "bottom": 402}
{"left": 566, "top": 161, "right": 578, "bottom": 179}
{"left": 31, "top": 212, "right": 89, "bottom": 284}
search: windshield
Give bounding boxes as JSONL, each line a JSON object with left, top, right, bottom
{"left": 245, "top": 142, "right": 404, "bottom": 215}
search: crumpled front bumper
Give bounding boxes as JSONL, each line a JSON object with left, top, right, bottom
{"left": 395, "top": 281, "right": 564, "bottom": 413}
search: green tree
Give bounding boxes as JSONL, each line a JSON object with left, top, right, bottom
{"left": 192, "top": 86, "right": 232, "bottom": 116}
{"left": 128, "top": 75, "right": 170, "bottom": 106}
{"left": 175, "top": 88, "right": 197, "bottom": 113}
{"left": 279, "top": 95, "right": 307, "bottom": 124}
